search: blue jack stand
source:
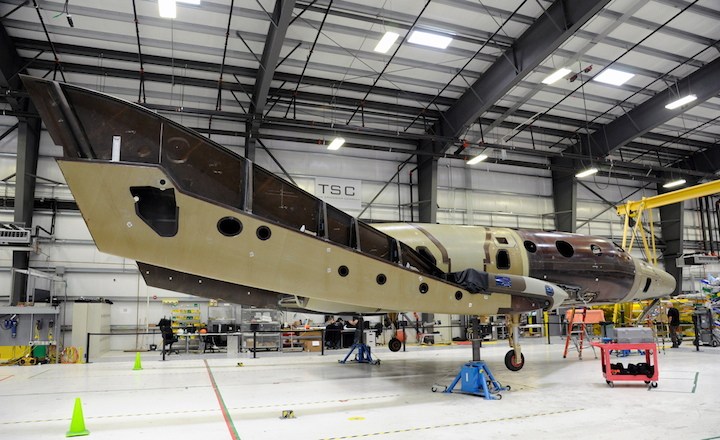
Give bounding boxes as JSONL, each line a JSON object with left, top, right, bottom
{"left": 338, "top": 343, "right": 380, "bottom": 365}
{"left": 439, "top": 361, "right": 509, "bottom": 400}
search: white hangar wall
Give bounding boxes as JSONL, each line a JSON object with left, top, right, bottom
{"left": 0, "top": 111, "right": 714, "bottom": 352}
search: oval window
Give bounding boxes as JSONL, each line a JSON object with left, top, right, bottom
{"left": 524, "top": 240, "right": 537, "bottom": 253}
{"left": 556, "top": 240, "right": 574, "bottom": 258}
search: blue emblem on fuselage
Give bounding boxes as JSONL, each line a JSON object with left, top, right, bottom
{"left": 545, "top": 285, "right": 554, "bottom": 296}
{"left": 495, "top": 276, "right": 511, "bottom": 288}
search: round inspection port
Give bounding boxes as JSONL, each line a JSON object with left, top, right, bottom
{"left": 217, "top": 217, "right": 243, "bottom": 237}
{"left": 376, "top": 274, "right": 387, "bottom": 285}
{"left": 256, "top": 226, "right": 272, "bottom": 241}
{"left": 419, "top": 283, "right": 429, "bottom": 294}
{"left": 455, "top": 291, "right": 463, "bottom": 301}
{"left": 338, "top": 265, "right": 350, "bottom": 277}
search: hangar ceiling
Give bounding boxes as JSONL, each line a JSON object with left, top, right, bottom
{"left": 1, "top": 0, "right": 719, "bottom": 183}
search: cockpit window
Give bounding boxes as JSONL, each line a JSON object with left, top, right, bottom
{"left": 556, "top": 240, "right": 574, "bottom": 258}
{"left": 496, "top": 236, "right": 508, "bottom": 244}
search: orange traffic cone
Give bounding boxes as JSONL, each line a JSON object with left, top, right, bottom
{"left": 132, "top": 352, "right": 143, "bottom": 371}
{"left": 66, "top": 397, "right": 89, "bottom": 437}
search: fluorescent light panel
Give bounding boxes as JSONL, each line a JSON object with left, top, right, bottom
{"left": 542, "top": 68, "right": 571, "bottom": 85}
{"left": 327, "top": 137, "right": 345, "bottom": 150}
{"left": 374, "top": 32, "right": 399, "bottom": 53}
{"left": 408, "top": 30, "right": 452, "bottom": 49}
{"left": 593, "top": 68, "right": 634, "bottom": 86}
{"left": 158, "top": 0, "right": 176, "bottom": 18}
{"left": 665, "top": 94, "right": 697, "bottom": 110}
{"left": 575, "top": 167, "right": 598, "bottom": 178}
{"left": 662, "top": 179, "right": 686, "bottom": 189}
{"left": 467, "top": 154, "right": 488, "bottom": 165}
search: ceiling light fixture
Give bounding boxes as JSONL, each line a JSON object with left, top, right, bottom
{"left": 592, "top": 68, "right": 634, "bottom": 86}
{"left": 542, "top": 68, "right": 572, "bottom": 85}
{"left": 158, "top": 0, "right": 176, "bottom": 18}
{"left": 177, "top": 0, "right": 201, "bottom": 4}
{"left": 467, "top": 153, "right": 488, "bottom": 165}
{"left": 374, "top": 32, "right": 399, "bottom": 54}
{"left": 408, "top": 30, "right": 453, "bottom": 49}
{"left": 575, "top": 167, "right": 598, "bottom": 178}
{"left": 662, "top": 178, "right": 687, "bottom": 189}
{"left": 327, "top": 137, "right": 345, "bottom": 151}
{"left": 665, "top": 94, "right": 697, "bottom": 110}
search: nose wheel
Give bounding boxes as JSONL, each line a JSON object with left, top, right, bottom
{"left": 504, "top": 350, "right": 525, "bottom": 371}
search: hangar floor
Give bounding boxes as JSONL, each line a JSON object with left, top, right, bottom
{"left": 1, "top": 338, "right": 719, "bottom": 440}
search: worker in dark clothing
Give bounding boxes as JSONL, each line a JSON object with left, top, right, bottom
{"left": 325, "top": 318, "right": 344, "bottom": 349}
{"left": 668, "top": 304, "right": 681, "bottom": 348}
{"left": 347, "top": 316, "right": 363, "bottom": 344}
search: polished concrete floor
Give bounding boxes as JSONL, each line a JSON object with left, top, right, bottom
{"left": 1, "top": 338, "right": 719, "bottom": 440}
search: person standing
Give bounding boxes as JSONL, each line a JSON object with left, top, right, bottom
{"left": 668, "top": 304, "right": 681, "bottom": 348}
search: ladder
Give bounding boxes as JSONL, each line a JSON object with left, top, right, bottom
{"left": 563, "top": 308, "right": 597, "bottom": 360}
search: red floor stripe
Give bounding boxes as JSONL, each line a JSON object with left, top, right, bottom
{"left": 204, "top": 360, "right": 240, "bottom": 440}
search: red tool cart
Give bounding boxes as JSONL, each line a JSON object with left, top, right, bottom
{"left": 591, "top": 342, "right": 659, "bottom": 389}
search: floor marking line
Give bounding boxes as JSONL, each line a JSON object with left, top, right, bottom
{"left": 319, "top": 408, "right": 585, "bottom": 439}
{"left": 204, "top": 360, "right": 241, "bottom": 440}
{"left": 0, "top": 375, "right": 13, "bottom": 382}
{"left": 28, "top": 370, "right": 50, "bottom": 379}
{"left": 692, "top": 371, "right": 699, "bottom": 393}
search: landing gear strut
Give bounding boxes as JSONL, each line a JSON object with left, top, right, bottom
{"left": 505, "top": 314, "right": 525, "bottom": 371}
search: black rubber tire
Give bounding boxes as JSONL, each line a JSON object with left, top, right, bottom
{"left": 652, "top": 382, "right": 658, "bottom": 388}
{"left": 712, "top": 340, "right": 718, "bottom": 347}
{"left": 506, "top": 385, "right": 511, "bottom": 391}
{"left": 607, "top": 381, "right": 614, "bottom": 388}
{"left": 504, "top": 350, "right": 525, "bottom": 371}
{"left": 431, "top": 386, "right": 438, "bottom": 392}
{"left": 388, "top": 338, "right": 402, "bottom": 352}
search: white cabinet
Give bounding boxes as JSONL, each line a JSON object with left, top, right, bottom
{"left": 71, "top": 302, "right": 111, "bottom": 362}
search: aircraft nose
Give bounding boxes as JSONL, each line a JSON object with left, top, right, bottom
{"left": 657, "top": 269, "right": 677, "bottom": 295}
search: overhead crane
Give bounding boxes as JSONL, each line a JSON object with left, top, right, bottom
{"left": 614, "top": 179, "right": 720, "bottom": 324}
{"left": 616, "top": 179, "right": 720, "bottom": 266}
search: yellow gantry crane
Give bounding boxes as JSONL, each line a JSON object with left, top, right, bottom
{"left": 613, "top": 179, "right": 720, "bottom": 325}
{"left": 616, "top": 179, "right": 720, "bottom": 266}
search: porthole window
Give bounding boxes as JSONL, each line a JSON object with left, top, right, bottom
{"left": 455, "top": 291, "right": 463, "bottom": 301}
{"left": 556, "top": 240, "right": 574, "bottom": 258}
{"left": 419, "top": 283, "right": 429, "bottom": 294}
{"left": 376, "top": 274, "right": 387, "bottom": 285}
{"left": 590, "top": 244, "right": 602, "bottom": 256}
{"left": 256, "top": 226, "right": 272, "bottom": 241}
{"left": 338, "top": 265, "right": 349, "bottom": 277}
{"left": 217, "top": 217, "right": 243, "bottom": 237}
{"left": 524, "top": 240, "right": 537, "bottom": 253}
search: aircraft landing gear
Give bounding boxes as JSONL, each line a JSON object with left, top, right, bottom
{"left": 505, "top": 313, "right": 525, "bottom": 371}
{"left": 504, "top": 350, "right": 525, "bottom": 371}
{"left": 388, "top": 337, "right": 402, "bottom": 352}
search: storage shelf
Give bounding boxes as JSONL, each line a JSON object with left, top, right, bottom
{"left": 0, "top": 306, "right": 60, "bottom": 315}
